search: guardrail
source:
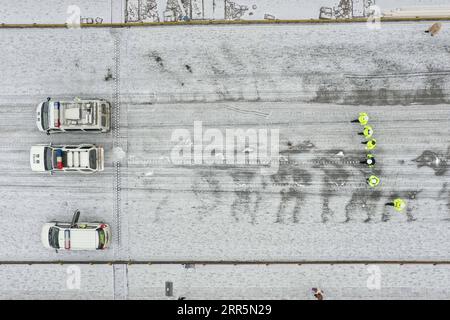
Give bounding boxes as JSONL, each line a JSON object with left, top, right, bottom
{"left": 0, "top": 16, "right": 450, "bottom": 28}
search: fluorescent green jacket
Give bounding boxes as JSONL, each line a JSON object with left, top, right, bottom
{"left": 363, "top": 125, "right": 373, "bottom": 138}
{"left": 367, "top": 175, "right": 380, "bottom": 187}
{"left": 393, "top": 198, "right": 406, "bottom": 211}
{"left": 358, "top": 112, "right": 369, "bottom": 125}
{"left": 366, "top": 139, "right": 377, "bottom": 150}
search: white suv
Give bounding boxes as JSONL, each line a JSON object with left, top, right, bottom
{"left": 41, "top": 210, "right": 111, "bottom": 251}
{"left": 30, "top": 144, "right": 104, "bottom": 174}
{"left": 36, "top": 97, "right": 111, "bottom": 134}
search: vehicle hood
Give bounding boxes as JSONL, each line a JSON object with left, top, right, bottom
{"left": 30, "top": 145, "right": 47, "bottom": 172}
{"left": 97, "top": 147, "right": 104, "bottom": 171}
{"left": 36, "top": 102, "right": 45, "bottom": 132}
{"left": 41, "top": 223, "right": 55, "bottom": 249}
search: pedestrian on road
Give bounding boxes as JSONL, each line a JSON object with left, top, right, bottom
{"left": 351, "top": 112, "right": 369, "bottom": 125}
{"left": 312, "top": 288, "right": 324, "bottom": 300}
{"left": 362, "top": 138, "right": 377, "bottom": 150}
{"left": 425, "top": 22, "right": 442, "bottom": 36}
{"left": 358, "top": 125, "right": 374, "bottom": 139}
{"left": 385, "top": 198, "right": 406, "bottom": 212}
{"left": 361, "top": 154, "right": 376, "bottom": 167}
{"left": 367, "top": 175, "right": 380, "bottom": 187}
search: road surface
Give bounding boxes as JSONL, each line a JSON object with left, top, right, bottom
{"left": 0, "top": 21, "right": 449, "bottom": 299}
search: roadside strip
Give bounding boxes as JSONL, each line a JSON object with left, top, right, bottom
{"left": 1, "top": 16, "right": 450, "bottom": 28}
{"left": 1, "top": 260, "right": 450, "bottom": 265}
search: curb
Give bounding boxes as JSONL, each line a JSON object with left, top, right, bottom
{"left": 1, "top": 17, "right": 450, "bottom": 29}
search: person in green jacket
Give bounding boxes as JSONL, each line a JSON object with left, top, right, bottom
{"left": 362, "top": 138, "right": 377, "bottom": 150}
{"left": 358, "top": 125, "right": 374, "bottom": 139}
{"left": 385, "top": 198, "right": 407, "bottom": 212}
{"left": 361, "top": 154, "right": 376, "bottom": 167}
{"left": 351, "top": 112, "right": 369, "bottom": 125}
{"left": 367, "top": 175, "right": 380, "bottom": 187}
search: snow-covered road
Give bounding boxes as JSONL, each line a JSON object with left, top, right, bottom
{"left": 0, "top": 21, "right": 449, "bottom": 298}
{"left": 1, "top": 263, "right": 449, "bottom": 299}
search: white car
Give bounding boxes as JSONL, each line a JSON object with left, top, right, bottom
{"left": 41, "top": 211, "right": 111, "bottom": 251}
{"left": 30, "top": 144, "right": 104, "bottom": 174}
{"left": 36, "top": 98, "right": 111, "bottom": 134}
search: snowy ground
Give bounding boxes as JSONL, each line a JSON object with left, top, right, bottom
{"left": 0, "top": 0, "right": 125, "bottom": 24}
{"left": 1, "top": 264, "right": 449, "bottom": 299}
{"left": 1, "top": 0, "right": 450, "bottom": 24}
{"left": 0, "top": 264, "right": 114, "bottom": 299}
{"left": 0, "top": 21, "right": 449, "bottom": 298}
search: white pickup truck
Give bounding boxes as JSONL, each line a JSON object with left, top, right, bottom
{"left": 42, "top": 210, "right": 111, "bottom": 251}
{"left": 36, "top": 98, "right": 111, "bottom": 134}
{"left": 30, "top": 144, "right": 104, "bottom": 174}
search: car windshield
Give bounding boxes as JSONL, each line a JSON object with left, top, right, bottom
{"left": 41, "top": 102, "right": 49, "bottom": 130}
{"left": 98, "top": 229, "right": 106, "bottom": 249}
{"left": 44, "top": 147, "right": 53, "bottom": 171}
{"left": 89, "top": 149, "right": 97, "bottom": 170}
{"left": 48, "top": 226, "right": 60, "bottom": 249}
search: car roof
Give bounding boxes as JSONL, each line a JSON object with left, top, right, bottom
{"left": 59, "top": 227, "right": 99, "bottom": 250}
